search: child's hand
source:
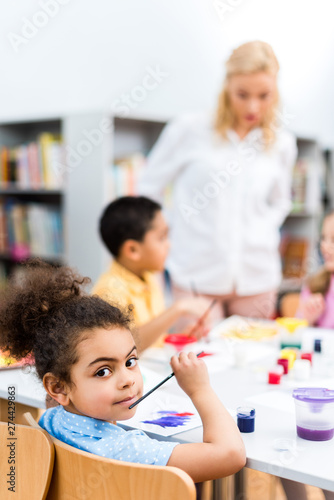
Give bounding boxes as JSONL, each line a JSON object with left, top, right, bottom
{"left": 300, "top": 293, "right": 326, "bottom": 325}
{"left": 170, "top": 352, "right": 210, "bottom": 399}
{"left": 182, "top": 321, "right": 210, "bottom": 340}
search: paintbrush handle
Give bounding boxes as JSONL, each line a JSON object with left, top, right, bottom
{"left": 187, "top": 299, "right": 217, "bottom": 337}
{"left": 129, "top": 351, "right": 204, "bottom": 409}
{"left": 128, "top": 373, "right": 175, "bottom": 409}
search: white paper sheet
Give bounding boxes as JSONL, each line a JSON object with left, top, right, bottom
{"left": 123, "top": 392, "right": 202, "bottom": 437}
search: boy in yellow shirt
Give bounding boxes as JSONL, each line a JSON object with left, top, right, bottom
{"left": 92, "top": 196, "right": 210, "bottom": 351}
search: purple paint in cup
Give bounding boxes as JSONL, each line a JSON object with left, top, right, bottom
{"left": 292, "top": 388, "right": 334, "bottom": 441}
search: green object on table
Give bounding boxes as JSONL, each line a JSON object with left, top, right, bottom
{"left": 280, "top": 341, "right": 302, "bottom": 350}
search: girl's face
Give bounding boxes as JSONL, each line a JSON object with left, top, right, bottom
{"left": 227, "top": 71, "right": 277, "bottom": 132}
{"left": 65, "top": 327, "right": 143, "bottom": 422}
{"left": 320, "top": 214, "right": 334, "bottom": 272}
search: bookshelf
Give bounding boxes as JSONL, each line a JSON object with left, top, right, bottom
{"left": 0, "top": 118, "right": 65, "bottom": 287}
{"left": 0, "top": 112, "right": 168, "bottom": 288}
{"left": 324, "top": 149, "right": 334, "bottom": 210}
{"left": 64, "top": 112, "right": 167, "bottom": 286}
{"left": 280, "top": 137, "right": 326, "bottom": 292}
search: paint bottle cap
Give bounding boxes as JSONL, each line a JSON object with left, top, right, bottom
{"left": 268, "top": 372, "right": 281, "bottom": 384}
{"left": 277, "top": 358, "right": 289, "bottom": 374}
{"left": 301, "top": 352, "right": 313, "bottom": 365}
{"left": 236, "top": 406, "right": 255, "bottom": 433}
{"left": 280, "top": 342, "right": 302, "bottom": 350}
{"left": 314, "top": 339, "right": 322, "bottom": 353}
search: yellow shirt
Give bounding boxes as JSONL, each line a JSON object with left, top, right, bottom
{"left": 91, "top": 260, "right": 165, "bottom": 327}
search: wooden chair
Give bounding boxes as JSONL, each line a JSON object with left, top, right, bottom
{"left": 279, "top": 292, "right": 301, "bottom": 318}
{"left": 0, "top": 421, "right": 54, "bottom": 500}
{"left": 24, "top": 412, "right": 196, "bottom": 500}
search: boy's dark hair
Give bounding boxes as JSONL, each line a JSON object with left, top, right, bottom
{"left": 99, "top": 196, "right": 162, "bottom": 257}
{"left": 0, "top": 259, "right": 132, "bottom": 385}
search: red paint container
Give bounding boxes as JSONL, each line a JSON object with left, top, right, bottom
{"left": 277, "top": 358, "right": 289, "bottom": 374}
{"left": 164, "top": 334, "right": 197, "bottom": 352}
{"left": 268, "top": 371, "right": 281, "bottom": 384}
{"left": 301, "top": 353, "right": 313, "bottom": 365}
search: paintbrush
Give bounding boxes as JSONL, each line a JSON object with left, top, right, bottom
{"left": 128, "top": 351, "right": 204, "bottom": 409}
{"left": 186, "top": 298, "right": 217, "bottom": 338}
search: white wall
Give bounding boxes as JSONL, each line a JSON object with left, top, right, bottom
{"left": 1, "top": 0, "right": 334, "bottom": 146}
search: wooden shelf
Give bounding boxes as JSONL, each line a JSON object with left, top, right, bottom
{"left": 0, "top": 253, "right": 65, "bottom": 263}
{"left": 0, "top": 188, "right": 63, "bottom": 196}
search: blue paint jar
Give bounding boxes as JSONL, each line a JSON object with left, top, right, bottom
{"left": 314, "top": 339, "right": 322, "bottom": 353}
{"left": 237, "top": 406, "right": 255, "bottom": 433}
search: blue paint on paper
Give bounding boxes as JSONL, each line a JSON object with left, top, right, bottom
{"left": 142, "top": 411, "right": 194, "bottom": 428}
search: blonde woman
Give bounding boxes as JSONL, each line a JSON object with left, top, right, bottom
{"left": 138, "top": 40, "right": 297, "bottom": 323}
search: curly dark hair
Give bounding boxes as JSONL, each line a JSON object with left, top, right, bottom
{"left": 0, "top": 259, "right": 132, "bottom": 384}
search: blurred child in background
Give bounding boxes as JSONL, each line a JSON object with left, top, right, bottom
{"left": 92, "top": 196, "right": 211, "bottom": 351}
{"left": 297, "top": 210, "right": 334, "bottom": 328}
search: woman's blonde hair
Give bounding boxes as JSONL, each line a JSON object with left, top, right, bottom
{"left": 307, "top": 210, "right": 334, "bottom": 295}
{"left": 214, "top": 40, "right": 280, "bottom": 147}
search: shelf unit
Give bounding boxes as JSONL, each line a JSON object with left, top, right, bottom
{"left": 0, "top": 112, "right": 168, "bottom": 287}
{"left": 63, "top": 112, "right": 167, "bottom": 286}
{"left": 279, "top": 137, "right": 326, "bottom": 292}
{"left": 0, "top": 118, "right": 65, "bottom": 286}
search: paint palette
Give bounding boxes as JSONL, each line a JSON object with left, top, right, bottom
{"left": 211, "top": 315, "right": 278, "bottom": 341}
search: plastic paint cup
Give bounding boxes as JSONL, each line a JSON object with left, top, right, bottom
{"left": 301, "top": 352, "right": 312, "bottom": 365}
{"left": 268, "top": 371, "right": 281, "bottom": 384}
{"left": 276, "top": 317, "right": 308, "bottom": 334}
{"left": 237, "top": 406, "right": 255, "bottom": 433}
{"left": 268, "top": 365, "right": 284, "bottom": 384}
{"left": 292, "top": 388, "right": 334, "bottom": 441}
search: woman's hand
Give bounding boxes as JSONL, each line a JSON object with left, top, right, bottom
{"left": 170, "top": 352, "right": 210, "bottom": 399}
{"left": 299, "top": 293, "right": 326, "bottom": 325}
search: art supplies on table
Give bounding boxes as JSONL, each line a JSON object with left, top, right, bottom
{"left": 123, "top": 392, "right": 202, "bottom": 437}
{"left": 292, "top": 388, "right": 334, "bottom": 441}
{"left": 210, "top": 315, "right": 279, "bottom": 341}
{"left": 237, "top": 407, "right": 255, "bottom": 433}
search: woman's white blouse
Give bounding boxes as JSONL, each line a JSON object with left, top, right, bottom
{"left": 137, "top": 113, "right": 298, "bottom": 295}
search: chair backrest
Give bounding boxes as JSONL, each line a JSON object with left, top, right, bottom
{"left": 280, "top": 292, "right": 301, "bottom": 318}
{"left": 24, "top": 412, "right": 196, "bottom": 500}
{"left": 0, "top": 420, "right": 54, "bottom": 500}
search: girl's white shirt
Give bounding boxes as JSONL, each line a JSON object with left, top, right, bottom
{"left": 137, "top": 113, "right": 298, "bottom": 296}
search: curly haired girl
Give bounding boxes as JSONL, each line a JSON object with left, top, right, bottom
{"left": 0, "top": 260, "right": 245, "bottom": 482}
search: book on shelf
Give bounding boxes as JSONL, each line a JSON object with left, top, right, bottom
{"left": 291, "top": 158, "right": 308, "bottom": 213}
{"left": 109, "top": 153, "right": 146, "bottom": 198}
{"left": 0, "top": 132, "right": 64, "bottom": 190}
{"left": 0, "top": 199, "right": 63, "bottom": 260}
{"left": 290, "top": 156, "right": 321, "bottom": 215}
{"left": 281, "top": 236, "right": 309, "bottom": 279}
{"left": 108, "top": 152, "right": 174, "bottom": 209}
